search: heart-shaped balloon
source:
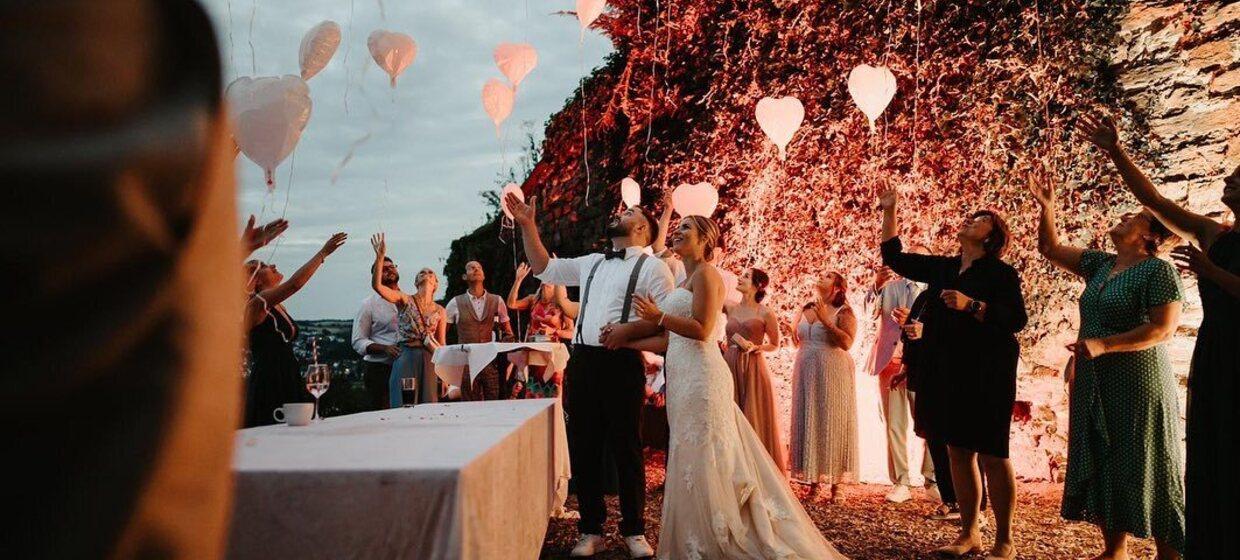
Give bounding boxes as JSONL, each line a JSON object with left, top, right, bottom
{"left": 482, "top": 78, "right": 515, "bottom": 136}
{"left": 755, "top": 96, "right": 805, "bottom": 160}
{"left": 367, "top": 30, "right": 418, "bottom": 88}
{"left": 299, "top": 21, "right": 341, "bottom": 81}
{"left": 226, "top": 75, "right": 313, "bottom": 188}
{"left": 500, "top": 182, "right": 524, "bottom": 219}
{"left": 620, "top": 177, "right": 641, "bottom": 208}
{"left": 576, "top": 0, "right": 607, "bottom": 40}
{"left": 494, "top": 43, "right": 538, "bottom": 90}
{"left": 847, "top": 64, "right": 897, "bottom": 132}
{"left": 672, "top": 182, "right": 718, "bottom": 218}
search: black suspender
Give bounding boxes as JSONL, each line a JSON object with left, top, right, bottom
{"left": 620, "top": 254, "right": 650, "bottom": 323}
{"left": 573, "top": 253, "right": 651, "bottom": 345}
{"left": 574, "top": 258, "right": 607, "bottom": 344}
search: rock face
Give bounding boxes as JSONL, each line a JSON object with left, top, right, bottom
{"left": 446, "top": 0, "right": 1238, "bottom": 481}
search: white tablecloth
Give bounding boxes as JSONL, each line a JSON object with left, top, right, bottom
{"left": 227, "top": 400, "right": 569, "bottom": 560}
{"left": 431, "top": 342, "right": 569, "bottom": 386}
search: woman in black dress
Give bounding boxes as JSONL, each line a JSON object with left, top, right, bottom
{"left": 1080, "top": 113, "right": 1240, "bottom": 559}
{"left": 243, "top": 232, "right": 347, "bottom": 427}
{"left": 879, "top": 188, "right": 1028, "bottom": 559}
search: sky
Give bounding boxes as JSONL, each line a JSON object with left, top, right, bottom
{"left": 201, "top": 0, "right": 613, "bottom": 319}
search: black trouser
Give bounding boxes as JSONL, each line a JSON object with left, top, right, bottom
{"left": 565, "top": 345, "right": 646, "bottom": 536}
{"left": 928, "top": 438, "right": 988, "bottom": 509}
{"left": 363, "top": 361, "right": 392, "bottom": 411}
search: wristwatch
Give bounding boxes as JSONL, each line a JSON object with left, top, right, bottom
{"left": 967, "top": 299, "right": 983, "bottom": 314}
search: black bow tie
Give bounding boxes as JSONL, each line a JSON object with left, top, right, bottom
{"left": 604, "top": 249, "right": 627, "bottom": 260}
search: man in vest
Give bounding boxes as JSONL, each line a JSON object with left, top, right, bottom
{"left": 446, "top": 260, "right": 515, "bottom": 401}
{"left": 506, "top": 192, "right": 674, "bottom": 559}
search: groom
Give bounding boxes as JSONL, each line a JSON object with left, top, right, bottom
{"left": 506, "top": 192, "right": 674, "bottom": 558}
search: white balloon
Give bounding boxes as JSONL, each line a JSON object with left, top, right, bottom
{"left": 671, "top": 182, "right": 718, "bottom": 218}
{"left": 754, "top": 96, "right": 805, "bottom": 160}
{"left": 299, "top": 21, "right": 341, "bottom": 81}
{"left": 576, "top": 0, "right": 607, "bottom": 32}
{"left": 226, "top": 75, "right": 313, "bottom": 188}
{"left": 368, "top": 30, "right": 418, "bottom": 88}
{"left": 482, "top": 78, "right": 515, "bottom": 135}
{"left": 847, "top": 64, "right": 898, "bottom": 132}
{"left": 620, "top": 177, "right": 641, "bottom": 208}
{"left": 500, "top": 182, "right": 524, "bottom": 219}
{"left": 493, "top": 43, "right": 538, "bottom": 90}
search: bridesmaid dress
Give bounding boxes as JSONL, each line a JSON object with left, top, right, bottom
{"left": 723, "top": 315, "right": 788, "bottom": 472}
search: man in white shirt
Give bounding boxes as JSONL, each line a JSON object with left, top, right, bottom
{"left": 445, "top": 260, "right": 514, "bottom": 401}
{"left": 352, "top": 256, "right": 402, "bottom": 410}
{"left": 506, "top": 191, "right": 672, "bottom": 559}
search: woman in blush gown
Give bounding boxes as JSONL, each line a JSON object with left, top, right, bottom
{"left": 723, "top": 267, "right": 788, "bottom": 473}
{"left": 627, "top": 215, "right": 847, "bottom": 560}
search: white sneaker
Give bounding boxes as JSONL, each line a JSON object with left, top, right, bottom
{"left": 925, "top": 482, "right": 941, "bottom": 502}
{"left": 570, "top": 534, "right": 604, "bottom": 557}
{"left": 624, "top": 535, "right": 655, "bottom": 558}
{"left": 885, "top": 484, "right": 912, "bottom": 503}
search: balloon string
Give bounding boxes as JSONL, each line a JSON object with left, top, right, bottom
{"left": 248, "top": 0, "right": 258, "bottom": 75}
{"left": 226, "top": 0, "right": 235, "bottom": 72}
{"left": 343, "top": 0, "right": 356, "bottom": 115}
{"left": 580, "top": 45, "right": 591, "bottom": 204}
{"left": 912, "top": 0, "right": 921, "bottom": 177}
{"left": 643, "top": 0, "right": 660, "bottom": 163}
{"left": 262, "top": 149, "right": 298, "bottom": 265}
{"left": 376, "top": 0, "right": 386, "bottom": 20}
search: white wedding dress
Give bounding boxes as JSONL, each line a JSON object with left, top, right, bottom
{"left": 659, "top": 288, "right": 848, "bottom": 560}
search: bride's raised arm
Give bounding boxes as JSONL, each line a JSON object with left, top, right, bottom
{"left": 631, "top": 266, "right": 724, "bottom": 342}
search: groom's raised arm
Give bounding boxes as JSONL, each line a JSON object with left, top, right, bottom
{"left": 506, "top": 192, "right": 552, "bottom": 274}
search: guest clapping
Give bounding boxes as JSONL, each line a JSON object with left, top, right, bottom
{"left": 369, "top": 234, "right": 447, "bottom": 407}
{"left": 243, "top": 231, "right": 347, "bottom": 427}
{"left": 1029, "top": 166, "right": 1185, "bottom": 558}
{"left": 789, "top": 271, "right": 859, "bottom": 502}
{"left": 879, "top": 187, "right": 1027, "bottom": 559}
{"left": 724, "top": 268, "right": 787, "bottom": 473}
{"left": 1079, "top": 113, "right": 1239, "bottom": 559}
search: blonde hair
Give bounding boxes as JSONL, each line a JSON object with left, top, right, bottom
{"left": 415, "top": 268, "right": 437, "bottom": 288}
{"left": 682, "top": 215, "right": 721, "bottom": 261}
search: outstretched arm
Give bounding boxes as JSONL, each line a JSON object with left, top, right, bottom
{"left": 1079, "top": 113, "right": 1223, "bottom": 249}
{"left": 1027, "top": 166, "right": 1086, "bottom": 277}
{"left": 507, "top": 263, "right": 533, "bottom": 310}
{"left": 257, "top": 232, "right": 347, "bottom": 308}
{"left": 369, "top": 233, "right": 405, "bottom": 304}
{"left": 652, "top": 190, "right": 675, "bottom": 255}
{"left": 505, "top": 193, "right": 552, "bottom": 274}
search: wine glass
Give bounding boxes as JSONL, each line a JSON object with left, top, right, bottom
{"left": 304, "top": 364, "right": 331, "bottom": 421}
{"left": 400, "top": 377, "right": 417, "bottom": 407}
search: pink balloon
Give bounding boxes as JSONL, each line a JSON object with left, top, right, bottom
{"left": 755, "top": 96, "right": 804, "bottom": 160}
{"left": 620, "top": 177, "right": 641, "bottom": 208}
{"left": 226, "top": 75, "right": 313, "bottom": 188}
{"left": 719, "top": 269, "right": 743, "bottom": 306}
{"left": 299, "top": 21, "right": 341, "bottom": 81}
{"left": 482, "top": 78, "right": 515, "bottom": 136}
{"left": 367, "top": 30, "right": 418, "bottom": 88}
{"left": 493, "top": 43, "right": 538, "bottom": 90}
{"left": 848, "top": 64, "right": 897, "bottom": 132}
{"left": 500, "top": 182, "right": 524, "bottom": 219}
{"left": 576, "top": 0, "right": 607, "bottom": 39}
{"left": 671, "top": 182, "right": 718, "bottom": 218}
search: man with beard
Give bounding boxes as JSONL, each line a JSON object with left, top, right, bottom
{"left": 505, "top": 193, "right": 674, "bottom": 559}
{"left": 352, "top": 256, "right": 402, "bottom": 409}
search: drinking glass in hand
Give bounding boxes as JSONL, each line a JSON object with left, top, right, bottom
{"left": 400, "top": 377, "right": 417, "bottom": 407}
{"left": 304, "top": 364, "right": 331, "bottom": 421}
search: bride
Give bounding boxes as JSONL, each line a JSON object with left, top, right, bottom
{"left": 624, "top": 215, "right": 848, "bottom": 560}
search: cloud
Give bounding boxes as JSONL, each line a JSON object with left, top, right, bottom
{"left": 205, "top": 0, "right": 612, "bottom": 318}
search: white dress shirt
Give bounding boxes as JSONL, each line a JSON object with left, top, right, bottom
{"left": 444, "top": 291, "right": 510, "bottom": 324}
{"left": 352, "top": 294, "right": 400, "bottom": 364}
{"left": 537, "top": 246, "right": 675, "bottom": 347}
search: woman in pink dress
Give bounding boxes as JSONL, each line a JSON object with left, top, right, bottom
{"left": 723, "top": 268, "right": 788, "bottom": 473}
{"left": 507, "top": 262, "right": 574, "bottom": 397}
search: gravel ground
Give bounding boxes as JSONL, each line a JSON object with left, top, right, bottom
{"left": 541, "top": 450, "right": 1158, "bottom": 559}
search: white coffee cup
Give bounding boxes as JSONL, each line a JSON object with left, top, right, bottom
{"left": 273, "top": 403, "right": 314, "bottom": 426}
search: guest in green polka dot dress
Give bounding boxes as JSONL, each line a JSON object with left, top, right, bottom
{"left": 1029, "top": 168, "right": 1186, "bottom": 559}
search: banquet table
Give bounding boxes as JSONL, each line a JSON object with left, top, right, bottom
{"left": 227, "top": 399, "right": 569, "bottom": 560}
{"left": 431, "top": 342, "right": 570, "bottom": 386}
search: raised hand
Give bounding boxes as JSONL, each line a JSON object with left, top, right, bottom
{"left": 878, "top": 188, "right": 899, "bottom": 211}
{"left": 1077, "top": 112, "right": 1119, "bottom": 151}
{"left": 370, "top": 233, "right": 386, "bottom": 258}
{"left": 515, "top": 262, "right": 531, "bottom": 279}
{"left": 1026, "top": 165, "right": 1056, "bottom": 208}
{"left": 242, "top": 215, "right": 290, "bottom": 253}
{"left": 320, "top": 232, "right": 347, "bottom": 257}
{"left": 505, "top": 192, "right": 536, "bottom": 226}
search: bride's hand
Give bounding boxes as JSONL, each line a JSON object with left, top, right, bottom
{"left": 633, "top": 294, "right": 663, "bottom": 322}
